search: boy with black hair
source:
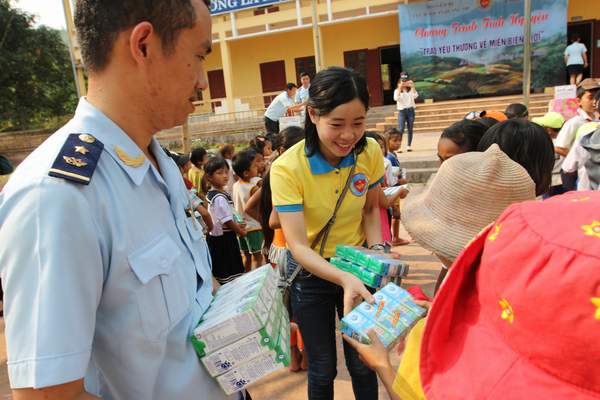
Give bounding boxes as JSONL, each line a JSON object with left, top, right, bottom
{"left": 562, "top": 89, "right": 600, "bottom": 191}
{"left": 555, "top": 79, "right": 600, "bottom": 191}
{"left": 555, "top": 79, "right": 600, "bottom": 157}
{"left": 232, "top": 148, "right": 264, "bottom": 271}
{"left": 264, "top": 83, "right": 304, "bottom": 134}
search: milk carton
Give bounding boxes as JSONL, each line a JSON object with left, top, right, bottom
{"left": 340, "top": 283, "right": 426, "bottom": 348}
{"left": 192, "top": 267, "right": 277, "bottom": 356}
{"left": 201, "top": 298, "right": 284, "bottom": 377}
{"left": 216, "top": 312, "right": 291, "bottom": 395}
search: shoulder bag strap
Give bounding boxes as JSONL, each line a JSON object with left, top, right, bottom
{"left": 286, "top": 151, "right": 358, "bottom": 285}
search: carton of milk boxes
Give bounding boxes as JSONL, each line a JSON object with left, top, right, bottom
{"left": 191, "top": 265, "right": 290, "bottom": 395}
{"left": 341, "top": 283, "right": 426, "bottom": 348}
{"left": 331, "top": 245, "right": 409, "bottom": 288}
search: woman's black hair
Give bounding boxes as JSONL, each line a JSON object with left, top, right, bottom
{"left": 504, "top": 103, "right": 529, "bottom": 119}
{"left": 258, "top": 127, "right": 305, "bottom": 248}
{"left": 305, "top": 67, "right": 370, "bottom": 157}
{"left": 440, "top": 119, "right": 489, "bottom": 152}
{"left": 279, "top": 126, "right": 305, "bottom": 150}
{"left": 259, "top": 172, "right": 274, "bottom": 248}
{"left": 477, "top": 119, "right": 554, "bottom": 196}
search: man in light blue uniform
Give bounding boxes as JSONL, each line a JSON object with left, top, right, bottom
{"left": 295, "top": 72, "right": 311, "bottom": 105}
{"left": 0, "top": 0, "right": 236, "bottom": 399}
{"left": 263, "top": 83, "right": 304, "bottom": 135}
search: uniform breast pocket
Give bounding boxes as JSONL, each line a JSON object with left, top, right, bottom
{"left": 128, "top": 233, "right": 191, "bottom": 342}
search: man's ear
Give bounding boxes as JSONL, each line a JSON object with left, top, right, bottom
{"left": 307, "top": 106, "right": 318, "bottom": 124}
{"left": 129, "top": 22, "right": 155, "bottom": 65}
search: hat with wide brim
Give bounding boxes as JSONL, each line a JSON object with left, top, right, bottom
{"left": 420, "top": 191, "right": 600, "bottom": 399}
{"left": 401, "top": 144, "right": 535, "bottom": 261}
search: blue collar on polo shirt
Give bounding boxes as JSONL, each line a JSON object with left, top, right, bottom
{"left": 305, "top": 146, "right": 355, "bottom": 174}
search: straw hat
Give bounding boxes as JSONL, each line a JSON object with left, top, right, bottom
{"left": 401, "top": 144, "right": 535, "bottom": 261}
{"left": 421, "top": 190, "right": 600, "bottom": 398}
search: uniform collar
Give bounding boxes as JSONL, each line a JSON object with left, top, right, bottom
{"left": 75, "top": 97, "right": 151, "bottom": 186}
{"left": 305, "top": 146, "right": 355, "bottom": 174}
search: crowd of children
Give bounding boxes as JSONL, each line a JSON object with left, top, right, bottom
{"left": 156, "top": 68, "right": 600, "bottom": 400}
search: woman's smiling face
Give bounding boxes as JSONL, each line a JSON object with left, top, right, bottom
{"left": 309, "top": 98, "right": 367, "bottom": 165}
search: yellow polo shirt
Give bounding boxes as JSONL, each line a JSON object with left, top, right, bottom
{"left": 270, "top": 137, "right": 384, "bottom": 259}
{"left": 188, "top": 165, "right": 205, "bottom": 195}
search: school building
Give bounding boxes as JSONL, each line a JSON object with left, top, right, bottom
{"left": 200, "top": 0, "right": 600, "bottom": 113}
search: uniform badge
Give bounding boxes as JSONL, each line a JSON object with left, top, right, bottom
{"left": 48, "top": 133, "right": 104, "bottom": 185}
{"left": 350, "top": 173, "right": 369, "bottom": 197}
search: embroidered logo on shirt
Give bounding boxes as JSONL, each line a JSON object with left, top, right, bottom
{"left": 350, "top": 173, "right": 369, "bottom": 197}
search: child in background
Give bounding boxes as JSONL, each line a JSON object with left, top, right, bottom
{"left": 366, "top": 132, "right": 408, "bottom": 243}
{"left": 204, "top": 157, "right": 246, "bottom": 285}
{"left": 188, "top": 147, "right": 208, "bottom": 198}
{"left": 169, "top": 151, "right": 213, "bottom": 234}
{"left": 385, "top": 128, "right": 410, "bottom": 246}
{"left": 232, "top": 148, "right": 264, "bottom": 271}
{"left": 245, "top": 125, "right": 306, "bottom": 371}
{"left": 219, "top": 143, "right": 236, "bottom": 194}
{"left": 251, "top": 135, "right": 273, "bottom": 176}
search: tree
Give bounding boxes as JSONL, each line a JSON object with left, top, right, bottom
{"left": 0, "top": 0, "right": 77, "bottom": 131}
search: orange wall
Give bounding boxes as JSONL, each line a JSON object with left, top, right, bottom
{"left": 568, "top": 0, "right": 600, "bottom": 21}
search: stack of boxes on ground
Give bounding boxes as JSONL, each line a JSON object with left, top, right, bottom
{"left": 332, "top": 245, "right": 409, "bottom": 288}
{"left": 341, "top": 283, "right": 426, "bottom": 348}
{"left": 191, "top": 265, "right": 290, "bottom": 395}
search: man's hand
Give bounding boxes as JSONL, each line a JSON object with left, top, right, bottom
{"left": 340, "top": 272, "right": 374, "bottom": 315}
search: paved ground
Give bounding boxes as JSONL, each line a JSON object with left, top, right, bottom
{"left": 0, "top": 147, "right": 441, "bottom": 400}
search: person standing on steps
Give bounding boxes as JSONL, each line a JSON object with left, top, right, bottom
{"left": 565, "top": 33, "right": 588, "bottom": 85}
{"left": 394, "top": 72, "right": 418, "bottom": 152}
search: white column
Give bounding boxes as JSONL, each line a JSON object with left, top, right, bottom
{"left": 326, "top": 0, "right": 332, "bottom": 21}
{"left": 296, "top": 0, "right": 302, "bottom": 26}
{"left": 230, "top": 12, "right": 238, "bottom": 37}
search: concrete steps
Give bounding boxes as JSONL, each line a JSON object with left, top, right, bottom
{"left": 374, "top": 93, "right": 552, "bottom": 133}
{"left": 397, "top": 155, "right": 440, "bottom": 184}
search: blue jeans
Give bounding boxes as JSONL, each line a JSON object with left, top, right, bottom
{"left": 397, "top": 107, "right": 415, "bottom": 146}
{"left": 288, "top": 265, "right": 378, "bottom": 400}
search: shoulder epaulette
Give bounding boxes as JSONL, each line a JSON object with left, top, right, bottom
{"left": 48, "top": 133, "right": 104, "bottom": 185}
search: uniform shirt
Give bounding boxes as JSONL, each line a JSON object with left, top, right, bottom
{"left": 207, "top": 189, "right": 234, "bottom": 237}
{"left": 232, "top": 177, "right": 262, "bottom": 232}
{"left": 271, "top": 138, "right": 384, "bottom": 259}
{"left": 564, "top": 42, "right": 587, "bottom": 66}
{"left": 562, "top": 122, "right": 599, "bottom": 191}
{"left": 0, "top": 98, "right": 234, "bottom": 400}
{"left": 295, "top": 85, "right": 310, "bottom": 104}
{"left": 393, "top": 88, "right": 418, "bottom": 110}
{"left": 555, "top": 108, "right": 594, "bottom": 150}
{"left": 264, "top": 91, "right": 295, "bottom": 122}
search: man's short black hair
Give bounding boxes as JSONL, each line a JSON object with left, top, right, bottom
{"left": 300, "top": 72, "right": 310, "bottom": 78}
{"left": 75, "top": 0, "right": 210, "bottom": 72}
{"left": 232, "top": 148, "right": 257, "bottom": 178}
{"left": 286, "top": 82, "right": 298, "bottom": 91}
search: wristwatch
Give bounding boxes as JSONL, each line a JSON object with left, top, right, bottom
{"left": 368, "top": 243, "right": 386, "bottom": 251}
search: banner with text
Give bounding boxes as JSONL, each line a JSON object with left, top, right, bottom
{"left": 398, "top": 0, "right": 567, "bottom": 100}
{"left": 210, "top": 0, "right": 289, "bottom": 16}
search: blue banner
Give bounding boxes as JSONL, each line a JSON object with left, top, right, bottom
{"left": 399, "top": 0, "right": 567, "bottom": 100}
{"left": 210, "top": 0, "right": 288, "bottom": 15}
